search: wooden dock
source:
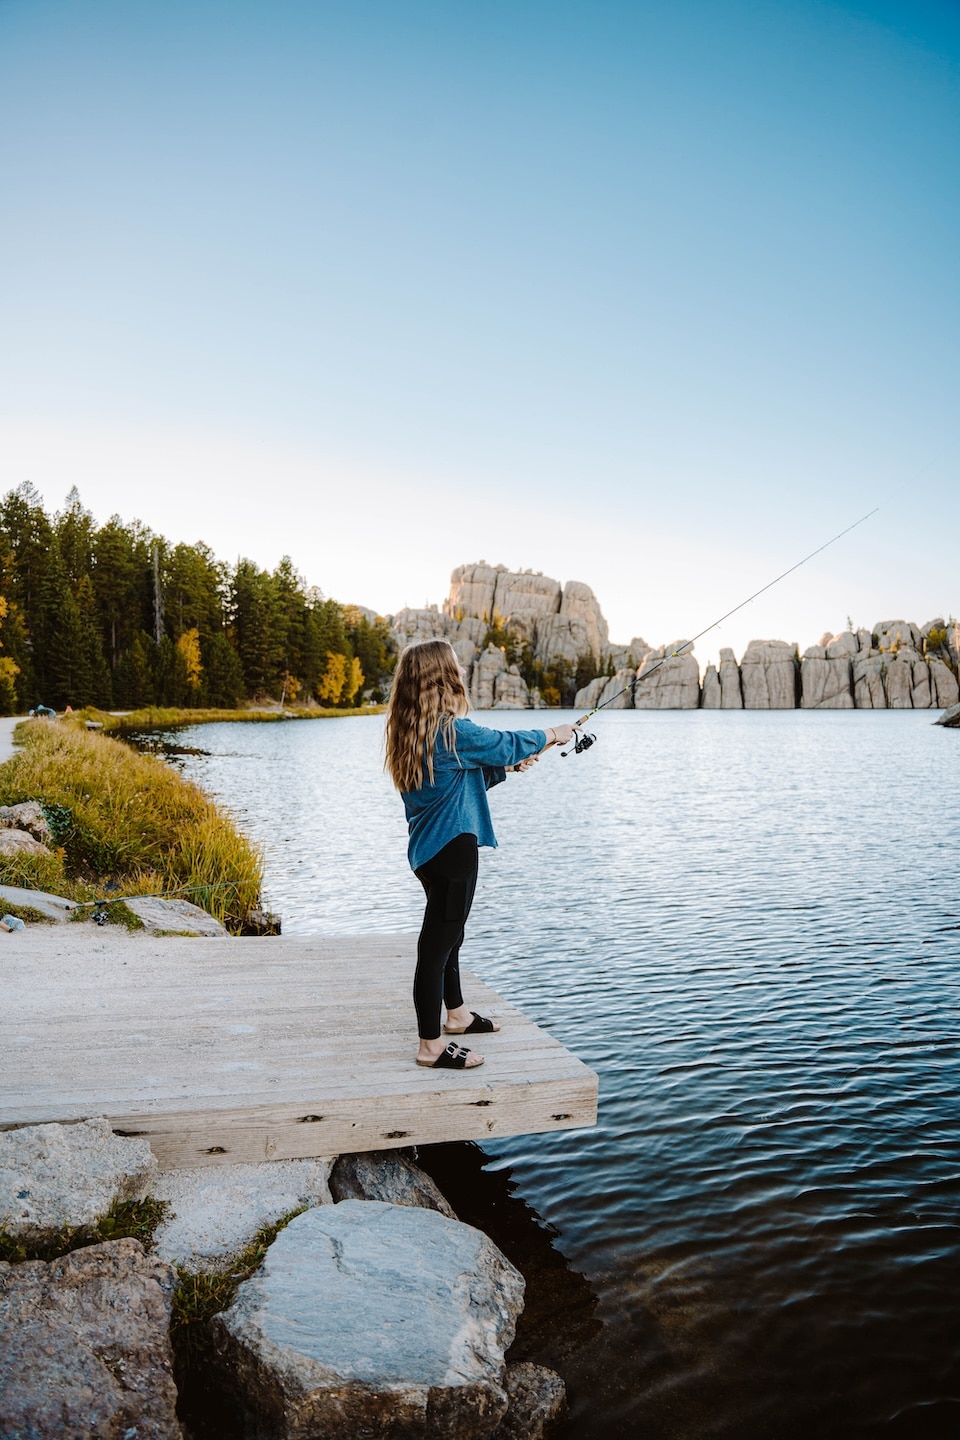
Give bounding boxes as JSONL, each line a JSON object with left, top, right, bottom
{"left": 2, "top": 929, "right": 598, "bottom": 1169}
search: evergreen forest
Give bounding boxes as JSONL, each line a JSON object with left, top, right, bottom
{"left": 0, "top": 484, "right": 396, "bottom": 715}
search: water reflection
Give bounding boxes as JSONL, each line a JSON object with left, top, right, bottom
{"left": 143, "top": 711, "right": 960, "bottom": 1438}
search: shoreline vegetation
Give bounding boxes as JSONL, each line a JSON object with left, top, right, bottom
{"left": 69, "top": 701, "right": 385, "bottom": 734}
{"left": 0, "top": 719, "right": 263, "bottom": 931}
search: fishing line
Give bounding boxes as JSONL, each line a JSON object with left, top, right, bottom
{"left": 560, "top": 506, "right": 880, "bottom": 754}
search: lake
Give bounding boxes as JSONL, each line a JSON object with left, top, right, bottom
{"left": 151, "top": 710, "right": 960, "bottom": 1439}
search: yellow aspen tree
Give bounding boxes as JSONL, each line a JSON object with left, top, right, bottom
{"left": 177, "top": 628, "right": 203, "bottom": 690}
{"left": 317, "top": 651, "right": 347, "bottom": 703}
{"left": 343, "top": 655, "right": 364, "bottom": 704}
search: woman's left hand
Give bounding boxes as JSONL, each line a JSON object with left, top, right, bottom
{"left": 508, "top": 756, "right": 538, "bottom": 774}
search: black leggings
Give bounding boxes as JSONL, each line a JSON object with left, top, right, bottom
{"left": 413, "top": 833, "right": 479, "bottom": 1040}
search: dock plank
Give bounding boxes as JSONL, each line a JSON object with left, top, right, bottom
{"left": 2, "top": 929, "right": 598, "bottom": 1168}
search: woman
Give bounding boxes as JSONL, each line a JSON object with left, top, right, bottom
{"left": 384, "top": 638, "right": 576, "bottom": 1069}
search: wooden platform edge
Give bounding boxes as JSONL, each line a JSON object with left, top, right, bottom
{"left": 2, "top": 1074, "right": 599, "bottom": 1169}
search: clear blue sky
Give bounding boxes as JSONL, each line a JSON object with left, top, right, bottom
{"left": 1, "top": 0, "right": 957, "bottom": 663}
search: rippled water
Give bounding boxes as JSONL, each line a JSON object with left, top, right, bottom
{"left": 155, "top": 711, "right": 960, "bottom": 1438}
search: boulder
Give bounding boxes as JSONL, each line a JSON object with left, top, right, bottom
{"left": 329, "top": 1151, "right": 457, "bottom": 1219}
{"left": 559, "top": 580, "right": 609, "bottom": 657}
{"left": 740, "top": 640, "right": 798, "bottom": 709}
{"left": 800, "top": 650, "right": 854, "bottom": 709}
{"left": 853, "top": 652, "right": 887, "bottom": 708}
{"left": 875, "top": 619, "right": 921, "bottom": 652}
{"left": 122, "top": 896, "right": 229, "bottom": 936}
{"left": 929, "top": 658, "right": 960, "bottom": 708}
{"left": 633, "top": 644, "right": 700, "bottom": 710}
{"left": 493, "top": 570, "right": 562, "bottom": 626}
{"left": 533, "top": 613, "right": 592, "bottom": 668}
{"left": 211, "top": 1200, "right": 524, "bottom": 1440}
{"left": 470, "top": 645, "right": 510, "bottom": 709}
{"left": 825, "top": 631, "right": 859, "bottom": 659}
{"left": 152, "top": 1158, "right": 334, "bottom": 1274}
{"left": 700, "top": 664, "right": 721, "bottom": 709}
{"left": 0, "top": 1119, "right": 157, "bottom": 1242}
{"left": 0, "top": 828, "right": 49, "bottom": 857}
{"left": 856, "top": 627, "right": 874, "bottom": 652}
{"left": 392, "top": 606, "right": 452, "bottom": 645}
{"left": 0, "top": 802, "right": 51, "bottom": 844}
{"left": 883, "top": 651, "right": 917, "bottom": 709}
{"left": 493, "top": 667, "right": 533, "bottom": 709}
{"left": 445, "top": 564, "right": 504, "bottom": 624}
{"left": 718, "top": 648, "right": 743, "bottom": 709}
{"left": 0, "top": 1239, "right": 182, "bottom": 1440}
{"left": 0, "top": 883, "right": 79, "bottom": 921}
{"left": 605, "top": 637, "right": 649, "bottom": 671}
{"left": 593, "top": 668, "right": 636, "bottom": 709}
{"left": 573, "top": 676, "right": 607, "bottom": 710}
{"left": 935, "top": 701, "right": 960, "bottom": 728}
{"left": 910, "top": 656, "right": 932, "bottom": 709}
{"left": 494, "top": 1362, "right": 567, "bottom": 1440}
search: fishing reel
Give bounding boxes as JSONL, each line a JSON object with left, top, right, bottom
{"left": 561, "top": 728, "right": 596, "bottom": 757}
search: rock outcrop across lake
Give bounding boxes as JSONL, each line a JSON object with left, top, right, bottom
{"left": 390, "top": 564, "right": 960, "bottom": 712}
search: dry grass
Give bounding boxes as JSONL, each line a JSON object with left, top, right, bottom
{"left": 0, "top": 721, "right": 263, "bottom": 931}
{"left": 68, "top": 702, "right": 383, "bottom": 734}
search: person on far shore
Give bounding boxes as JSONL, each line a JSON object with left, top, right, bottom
{"left": 384, "top": 638, "right": 576, "bottom": 1070}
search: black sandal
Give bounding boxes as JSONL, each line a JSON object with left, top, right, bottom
{"left": 416, "top": 1041, "right": 484, "bottom": 1069}
{"left": 443, "top": 1011, "right": 500, "bottom": 1035}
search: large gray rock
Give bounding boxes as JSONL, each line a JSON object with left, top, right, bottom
{"left": 718, "top": 647, "right": 743, "bottom": 709}
{"left": 0, "top": 828, "right": 49, "bottom": 857}
{"left": 533, "top": 612, "right": 592, "bottom": 668}
{"left": 0, "top": 883, "right": 79, "bottom": 921}
{"left": 573, "top": 676, "right": 607, "bottom": 710}
{"left": 493, "top": 1363, "right": 567, "bottom": 1440}
{"left": 0, "top": 1238, "right": 182, "bottom": 1440}
{"left": 700, "top": 664, "right": 721, "bottom": 709}
{"left": 929, "top": 658, "right": 960, "bottom": 708}
{"left": 445, "top": 564, "right": 504, "bottom": 624}
{"left": 470, "top": 645, "right": 510, "bottom": 710}
{"left": 592, "top": 668, "right": 639, "bottom": 708}
{"left": 740, "top": 640, "right": 798, "bottom": 709}
{"left": 211, "top": 1200, "right": 524, "bottom": 1440}
{"left": 559, "top": 580, "right": 608, "bottom": 658}
{"left": 493, "top": 666, "right": 533, "bottom": 709}
{"left": 122, "top": 895, "right": 229, "bottom": 936}
{"left": 883, "top": 651, "right": 918, "bottom": 709}
{"left": 800, "top": 647, "right": 854, "bottom": 709}
{"left": 493, "top": 570, "right": 562, "bottom": 627}
{"left": 605, "top": 637, "right": 649, "bottom": 671}
{"left": 633, "top": 644, "right": 700, "bottom": 710}
{"left": 825, "top": 630, "right": 859, "bottom": 659}
{"left": 0, "top": 1119, "right": 158, "bottom": 1241}
{"left": 875, "top": 619, "right": 921, "bottom": 652}
{"left": 329, "top": 1151, "right": 457, "bottom": 1219}
{"left": 152, "top": 1158, "right": 334, "bottom": 1274}
{"left": 935, "top": 701, "right": 960, "bottom": 728}
{"left": 853, "top": 652, "right": 887, "bottom": 708}
{"left": 0, "top": 802, "right": 51, "bottom": 844}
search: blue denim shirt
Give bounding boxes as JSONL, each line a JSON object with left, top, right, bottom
{"left": 402, "top": 717, "right": 548, "bottom": 872}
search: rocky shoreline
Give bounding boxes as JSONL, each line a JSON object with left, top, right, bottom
{"left": 391, "top": 562, "right": 960, "bottom": 712}
{"left": 0, "top": 1120, "right": 567, "bottom": 1440}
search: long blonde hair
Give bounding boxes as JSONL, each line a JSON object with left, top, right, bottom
{"left": 385, "top": 639, "right": 470, "bottom": 791}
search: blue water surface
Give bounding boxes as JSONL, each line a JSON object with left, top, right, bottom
{"left": 158, "top": 710, "right": 960, "bottom": 1439}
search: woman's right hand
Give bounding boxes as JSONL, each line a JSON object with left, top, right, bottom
{"left": 546, "top": 723, "right": 577, "bottom": 748}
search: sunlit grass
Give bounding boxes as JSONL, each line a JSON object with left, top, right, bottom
{"left": 0, "top": 722, "right": 263, "bottom": 931}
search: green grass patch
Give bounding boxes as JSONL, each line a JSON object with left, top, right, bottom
{"left": 0, "top": 1196, "right": 170, "bottom": 1264}
{"left": 0, "top": 901, "right": 55, "bottom": 924}
{"left": 0, "top": 722, "right": 263, "bottom": 932}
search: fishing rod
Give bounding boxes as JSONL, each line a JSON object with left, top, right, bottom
{"left": 560, "top": 506, "right": 880, "bottom": 755}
